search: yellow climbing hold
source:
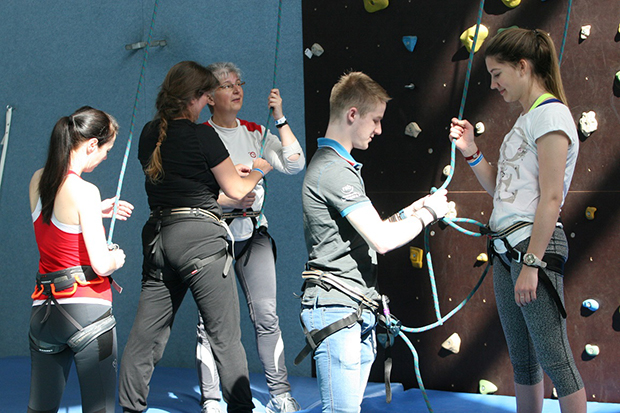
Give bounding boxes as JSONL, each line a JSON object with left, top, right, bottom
{"left": 477, "top": 253, "right": 488, "bottom": 263}
{"left": 410, "top": 246, "right": 424, "bottom": 269}
{"left": 501, "top": 0, "right": 521, "bottom": 7}
{"left": 585, "top": 207, "right": 597, "bottom": 220}
{"left": 460, "top": 24, "right": 489, "bottom": 53}
{"left": 363, "top": 0, "right": 389, "bottom": 13}
{"left": 479, "top": 379, "right": 498, "bottom": 395}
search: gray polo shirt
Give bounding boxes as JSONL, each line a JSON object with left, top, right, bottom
{"left": 301, "top": 138, "right": 379, "bottom": 308}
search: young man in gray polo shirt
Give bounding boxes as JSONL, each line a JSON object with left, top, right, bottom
{"left": 299, "top": 72, "right": 449, "bottom": 412}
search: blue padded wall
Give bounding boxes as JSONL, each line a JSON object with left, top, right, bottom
{"left": 0, "top": 0, "right": 309, "bottom": 378}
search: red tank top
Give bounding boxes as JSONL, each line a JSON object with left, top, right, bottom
{"left": 32, "top": 174, "right": 112, "bottom": 303}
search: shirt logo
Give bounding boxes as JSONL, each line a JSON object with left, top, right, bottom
{"left": 341, "top": 185, "right": 362, "bottom": 201}
{"left": 249, "top": 151, "right": 257, "bottom": 158}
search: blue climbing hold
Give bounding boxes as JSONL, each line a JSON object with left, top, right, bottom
{"left": 402, "top": 36, "right": 418, "bottom": 52}
{"left": 582, "top": 299, "right": 599, "bottom": 311}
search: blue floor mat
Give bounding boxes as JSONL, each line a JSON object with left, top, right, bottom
{"left": 3, "top": 356, "right": 619, "bottom": 412}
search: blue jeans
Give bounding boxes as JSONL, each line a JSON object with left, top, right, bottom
{"left": 300, "top": 305, "right": 377, "bottom": 413}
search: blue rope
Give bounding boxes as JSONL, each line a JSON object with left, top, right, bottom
{"left": 107, "top": 0, "right": 160, "bottom": 245}
{"left": 558, "top": 0, "right": 572, "bottom": 66}
{"left": 391, "top": 2, "right": 486, "bottom": 411}
{"left": 255, "top": 0, "right": 283, "bottom": 229}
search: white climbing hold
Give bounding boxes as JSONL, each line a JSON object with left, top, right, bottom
{"left": 405, "top": 122, "right": 422, "bottom": 138}
{"left": 580, "top": 25, "right": 591, "bottom": 40}
{"left": 578, "top": 111, "right": 598, "bottom": 137}
{"left": 585, "top": 344, "right": 600, "bottom": 357}
{"left": 441, "top": 332, "right": 462, "bottom": 354}
{"left": 446, "top": 201, "right": 457, "bottom": 220}
{"left": 311, "top": 43, "right": 324, "bottom": 57}
{"left": 442, "top": 165, "right": 453, "bottom": 177}
{"left": 479, "top": 379, "right": 498, "bottom": 394}
{"left": 304, "top": 48, "right": 313, "bottom": 59}
{"left": 475, "top": 122, "right": 485, "bottom": 135}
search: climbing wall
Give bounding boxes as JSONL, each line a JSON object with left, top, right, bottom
{"left": 302, "top": 0, "right": 620, "bottom": 403}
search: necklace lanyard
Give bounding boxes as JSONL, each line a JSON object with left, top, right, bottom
{"left": 528, "top": 93, "right": 559, "bottom": 112}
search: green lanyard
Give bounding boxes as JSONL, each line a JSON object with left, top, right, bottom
{"left": 528, "top": 93, "right": 557, "bottom": 112}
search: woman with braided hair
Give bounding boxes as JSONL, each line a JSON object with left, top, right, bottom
{"left": 119, "top": 61, "right": 272, "bottom": 413}
{"left": 450, "top": 28, "right": 586, "bottom": 413}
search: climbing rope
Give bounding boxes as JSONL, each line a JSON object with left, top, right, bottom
{"left": 255, "top": 0, "right": 283, "bottom": 228}
{"left": 384, "top": 1, "right": 486, "bottom": 411}
{"left": 389, "top": 1, "right": 577, "bottom": 410}
{"left": 0, "top": 106, "right": 13, "bottom": 196}
{"left": 107, "top": 0, "right": 160, "bottom": 244}
{"left": 558, "top": 0, "right": 573, "bottom": 66}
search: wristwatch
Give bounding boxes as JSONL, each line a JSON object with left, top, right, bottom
{"left": 523, "top": 253, "right": 547, "bottom": 269}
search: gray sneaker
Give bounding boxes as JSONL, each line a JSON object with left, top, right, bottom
{"left": 265, "top": 391, "right": 301, "bottom": 413}
{"left": 201, "top": 399, "right": 222, "bottom": 413}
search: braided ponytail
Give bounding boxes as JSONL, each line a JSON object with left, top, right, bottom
{"left": 144, "top": 61, "right": 218, "bottom": 183}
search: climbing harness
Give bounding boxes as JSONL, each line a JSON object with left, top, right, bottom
{"left": 30, "top": 266, "right": 117, "bottom": 354}
{"left": 31, "top": 266, "right": 105, "bottom": 300}
{"left": 145, "top": 207, "right": 234, "bottom": 280}
{"left": 30, "top": 307, "right": 116, "bottom": 354}
{"left": 0, "top": 106, "right": 13, "bottom": 195}
{"left": 108, "top": 0, "right": 160, "bottom": 245}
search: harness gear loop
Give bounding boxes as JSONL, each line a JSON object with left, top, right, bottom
{"left": 31, "top": 266, "right": 105, "bottom": 300}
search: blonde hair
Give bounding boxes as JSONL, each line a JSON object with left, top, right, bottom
{"left": 329, "top": 71, "right": 391, "bottom": 120}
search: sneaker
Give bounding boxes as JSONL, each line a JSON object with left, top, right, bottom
{"left": 201, "top": 399, "right": 222, "bottom": 413}
{"left": 265, "top": 391, "right": 301, "bottom": 413}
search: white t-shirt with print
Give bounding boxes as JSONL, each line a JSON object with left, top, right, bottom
{"left": 489, "top": 102, "right": 578, "bottom": 252}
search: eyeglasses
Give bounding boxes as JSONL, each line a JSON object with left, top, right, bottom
{"left": 217, "top": 81, "right": 245, "bottom": 91}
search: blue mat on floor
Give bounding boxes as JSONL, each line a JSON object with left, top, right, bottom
{"left": 2, "top": 356, "right": 619, "bottom": 412}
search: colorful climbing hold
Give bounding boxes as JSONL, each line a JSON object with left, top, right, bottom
{"left": 479, "top": 379, "right": 498, "bottom": 395}
{"left": 501, "top": 0, "right": 521, "bottom": 7}
{"left": 363, "top": 0, "right": 389, "bottom": 13}
{"left": 460, "top": 24, "right": 489, "bottom": 53}
{"left": 582, "top": 299, "right": 599, "bottom": 311}
{"left": 585, "top": 207, "right": 597, "bottom": 220}
{"left": 410, "top": 246, "right": 424, "bottom": 269}
{"left": 402, "top": 36, "right": 418, "bottom": 52}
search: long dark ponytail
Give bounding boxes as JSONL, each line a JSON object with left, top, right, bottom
{"left": 39, "top": 106, "right": 118, "bottom": 223}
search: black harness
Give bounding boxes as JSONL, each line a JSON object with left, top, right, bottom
{"left": 483, "top": 221, "right": 567, "bottom": 318}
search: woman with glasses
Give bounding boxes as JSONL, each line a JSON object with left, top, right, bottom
{"left": 194, "top": 62, "right": 304, "bottom": 413}
{"left": 118, "top": 61, "right": 273, "bottom": 413}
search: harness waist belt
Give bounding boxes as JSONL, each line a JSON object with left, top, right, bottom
{"left": 221, "top": 209, "right": 261, "bottom": 220}
{"left": 32, "top": 266, "right": 103, "bottom": 299}
{"left": 150, "top": 207, "right": 220, "bottom": 221}
{"left": 301, "top": 269, "right": 380, "bottom": 311}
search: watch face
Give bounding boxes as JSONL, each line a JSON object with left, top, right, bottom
{"left": 524, "top": 254, "right": 535, "bottom": 265}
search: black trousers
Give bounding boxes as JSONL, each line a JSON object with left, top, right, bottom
{"left": 118, "top": 214, "right": 254, "bottom": 412}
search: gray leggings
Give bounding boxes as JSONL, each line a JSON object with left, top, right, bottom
{"left": 493, "top": 227, "right": 583, "bottom": 397}
{"left": 28, "top": 302, "right": 116, "bottom": 413}
{"left": 197, "top": 231, "right": 290, "bottom": 401}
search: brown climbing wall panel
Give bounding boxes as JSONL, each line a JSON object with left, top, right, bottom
{"left": 302, "top": 0, "right": 620, "bottom": 403}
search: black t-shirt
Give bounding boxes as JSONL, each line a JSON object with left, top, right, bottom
{"left": 138, "top": 119, "right": 229, "bottom": 214}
